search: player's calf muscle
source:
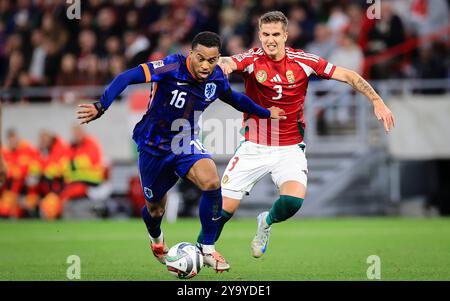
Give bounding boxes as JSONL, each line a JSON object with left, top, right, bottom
{"left": 222, "top": 196, "right": 241, "bottom": 213}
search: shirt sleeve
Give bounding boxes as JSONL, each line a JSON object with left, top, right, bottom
{"left": 314, "top": 57, "right": 336, "bottom": 79}
{"left": 99, "top": 55, "right": 180, "bottom": 109}
{"left": 99, "top": 66, "right": 146, "bottom": 109}
{"left": 297, "top": 51, "right": 336, "bottom": 79}
{"left": 219, "top": 87, "right": 270, "bottom": 118}
{"left": 230, "top": 48, "right": 258, "bottom": 73}
{"left": 139, "top": 54, "right": 180, "bottom": 83}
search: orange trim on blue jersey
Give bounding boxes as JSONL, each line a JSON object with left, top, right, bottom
{"left": 140, "top": 63, "right": 151, "bottom": 82}
{"left": 149, "top": 82, "right": 158, "bottom": 104}
{"left": 185, "top": 56, "right": 200, "bottom": 81}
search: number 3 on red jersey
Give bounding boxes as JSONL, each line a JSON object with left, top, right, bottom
{"left": 272, "top": 85, "right": 282, "bottom": 100}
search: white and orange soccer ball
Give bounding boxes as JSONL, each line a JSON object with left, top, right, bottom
{"left": 165, "top": 242, "right": 203, "bottom": 279}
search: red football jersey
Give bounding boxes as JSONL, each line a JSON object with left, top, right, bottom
{"left": 231, "top": 47, "right": 336, "bottom": 146}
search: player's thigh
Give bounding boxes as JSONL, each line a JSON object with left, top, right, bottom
{"left": 176, "top": 154, "right": 219, "bottom": 191}
{"left": 221, "top": 141, "right": 271, "bottom": 200}
{"left": 138, "top": 151, "right": 179, "bottom": 204}
{"left": 271, "top": 146, "right": 308, "bottom": 199}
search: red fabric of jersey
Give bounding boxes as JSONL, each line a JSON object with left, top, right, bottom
{"left": 232, "top": 47, "right": 336, "bottom": 146}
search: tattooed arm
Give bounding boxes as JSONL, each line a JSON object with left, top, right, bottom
{"left": 331, "top": 66, "right": 395, "bottom": 133}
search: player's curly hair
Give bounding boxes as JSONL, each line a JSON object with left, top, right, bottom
{"left": 258, "top": 11, "right": 288, "bottom": 31}
{"left": 192, "top": 31, "right": 222, "bottom": 50}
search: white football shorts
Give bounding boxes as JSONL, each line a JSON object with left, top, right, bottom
{"left": 221, "top": 140, "right": 308, "bottom": 200}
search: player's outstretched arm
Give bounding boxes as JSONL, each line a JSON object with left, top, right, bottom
{"left": 77, "top": 66, "right": 147, "bottom": 124}
{"left": 218, "top": 57, "right": 238, "bottom": 77}
{"left": 331, "top": 66, "right": 395, "bottom": 133}
{"left": 220, "top": 89, "right": 286, "bottom": 120}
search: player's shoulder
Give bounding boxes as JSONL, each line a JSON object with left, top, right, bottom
{"left": 163, "top": 53, "right": 184, "bottom": 64}
{"left": 145, "top": 54, "right": 182, "bottom": 74}
{"left": 285, "top": 47, "right": 321, "bottom": 62}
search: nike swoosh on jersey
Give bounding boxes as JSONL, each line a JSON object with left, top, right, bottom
{"left": 177, "top": 82, "right": 189, "bottom": 85}
{"left": 211, "top": 216, "right": 222, "bottom": 221}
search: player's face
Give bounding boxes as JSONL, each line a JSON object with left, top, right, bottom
{"left": 189, "top": 45, "right": 220, "bottom": 81}
{"left": 259, "top": 22, "right": 288, "bottom": 60}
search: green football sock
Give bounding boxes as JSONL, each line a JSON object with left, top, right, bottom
{"left": 266, "top": 195, "right": 304, "bottom": 225}
{"left": 197, "top": 210, "right": 233, "bottom": 244}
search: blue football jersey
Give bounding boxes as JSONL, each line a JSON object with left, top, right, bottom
{"left": 132, "top": 54, "right": 231, "bottom": 155}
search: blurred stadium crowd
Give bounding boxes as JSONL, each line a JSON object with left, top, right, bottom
{"left": 0, "top": 124, "right": 110, "bottom": 219}
{"left": 0, "top": 0, "right": 449, "bottom": 104}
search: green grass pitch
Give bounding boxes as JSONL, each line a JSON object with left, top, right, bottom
{"left": 1, "top": 217, "right": 449, "bottom": 280}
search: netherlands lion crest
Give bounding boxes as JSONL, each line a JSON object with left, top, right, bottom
{"left": 204, "top": 83, "right": 216, "bottom": 101}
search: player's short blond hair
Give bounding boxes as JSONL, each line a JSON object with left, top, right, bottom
{"left": 258, "top": 11, "right": 288, "bottom": 31}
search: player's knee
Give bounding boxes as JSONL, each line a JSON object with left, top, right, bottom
{"left": 146, "top": 203, "right": 165, "bottom": 218}
{"left": 198, "top": 177, "right": 220, "bottom": 191}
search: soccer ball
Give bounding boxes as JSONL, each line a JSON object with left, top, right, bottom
{"left": 165, "top": 242, "right": 203, "bottom": 279}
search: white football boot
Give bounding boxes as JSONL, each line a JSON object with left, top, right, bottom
{"left": 251, "top": 211, "right": 271, "bottom": 258}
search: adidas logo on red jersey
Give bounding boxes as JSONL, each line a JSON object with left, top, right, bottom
{"left": 270, "top": 74, "right": 282, "bottom": 83}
